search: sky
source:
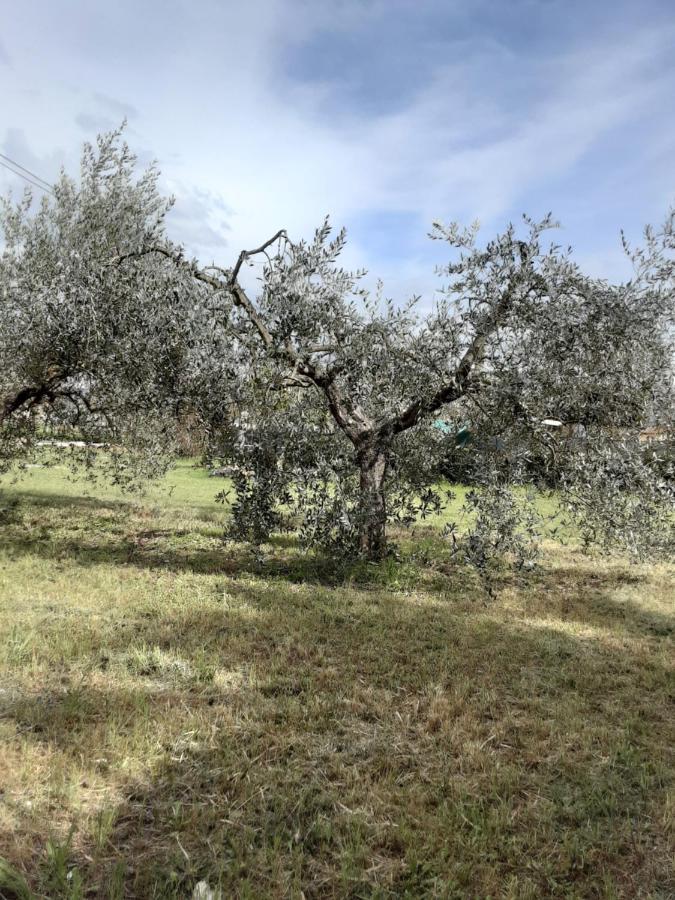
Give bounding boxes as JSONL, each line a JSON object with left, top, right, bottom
{"left": 1, "top": 0, "right": 674, "bottom": 302}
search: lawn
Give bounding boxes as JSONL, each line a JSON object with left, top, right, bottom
{"left": 0, "top": 462, "right": 673, "bottom": 898}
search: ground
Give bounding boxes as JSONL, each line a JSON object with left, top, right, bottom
{"left": 0, "top": 462, "right": 673, "bottom": 899}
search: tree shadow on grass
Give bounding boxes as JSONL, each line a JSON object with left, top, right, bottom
{"left": 516, "top": 565, "right": 674, "bottom": 639}
{"left": 2, "top": 513, "right": 672, "bottom": 647}
{"left": 2, "top": 487, "right": 222, "bottom": 522}
{"left": 1, "top": 488, "right": 426, "bottom": 585}
{"left": 0, "top": 577, "right": 673, "bottom": 898}
{"left": 1, "top": 489, "right": 131, "bottom": 511}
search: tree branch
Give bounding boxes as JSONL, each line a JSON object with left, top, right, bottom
{"left": 0, "top": 371, "right": 66, "bottom": 426}
{"left": 1, "top": 385, "right": 46, "bottom": 425}
{"left": 128, "top": 236, "right": 374, "bottom": 443}
{"left": 381, "top": 282, "right": 520, "bottom": 438}
{"left": 229, "top": 230, "right": 287, "bottom": 284}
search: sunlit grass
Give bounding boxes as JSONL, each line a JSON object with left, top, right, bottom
{"left": 0, "top": 462, "right": 672, "bottom": 898}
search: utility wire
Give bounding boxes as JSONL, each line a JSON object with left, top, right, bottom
{"left": 0, "top": 152, "right": 53, "bottom": 190}
{"left": 0, "top": 153, "right": 55, "bottom": 196}
{"left": 0, "top": 160, "right": 54, "bottom": 195}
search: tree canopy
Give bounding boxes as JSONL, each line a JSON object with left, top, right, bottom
{"left": 0, "top": 130, "right": 209, "bottom": 484}
{"left": 171, "top": 213, "right": 673, "bottom": 566}
{"left": 1, "top": 129, "right": 673, "bottom": 569}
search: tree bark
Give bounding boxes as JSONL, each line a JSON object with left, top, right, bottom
{"left": 357, "top": 444, "right": 388, "bottom": 560}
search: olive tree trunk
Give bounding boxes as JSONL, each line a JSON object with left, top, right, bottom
{"left": 357, "top": 444, "right": 388, "bottom": 560}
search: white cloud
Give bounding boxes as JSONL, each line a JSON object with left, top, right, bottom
{"left": 0, "top": 0, "right": 673, "bottom": 298}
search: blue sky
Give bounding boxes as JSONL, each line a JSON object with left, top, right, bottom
{"left": 1, "top": 0, "right": 674, "bottom": 300}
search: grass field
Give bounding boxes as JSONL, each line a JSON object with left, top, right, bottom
{"left": 0, "top": 462, "right": 673, "bottom": 898}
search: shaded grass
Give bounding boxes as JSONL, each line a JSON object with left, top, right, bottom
{"left": 0, "top": 464, "right": 673, "bottom": 898}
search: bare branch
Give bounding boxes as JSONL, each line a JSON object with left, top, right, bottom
{"left": 230, "top": 230, "right": 287, "bottom": 284}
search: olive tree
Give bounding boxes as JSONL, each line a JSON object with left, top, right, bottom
{"left": 0, "top": 129, "right": 206, "bottom": 482}
{"left": 3, "top": 128, "right": 671, "bottom": 567}
{"left": 161, "top": 213, "right": 673, "bottom": 562}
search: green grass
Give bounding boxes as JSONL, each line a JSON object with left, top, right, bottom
{"left": 0, "top": 463, "right": 673, "bottom": 898}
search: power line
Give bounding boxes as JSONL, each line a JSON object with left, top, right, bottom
{"left": 0, "top": 152, "right": 53, "bottom": 190}
{"left": 0, "top": 159, "right": 54, "bottom": 196}
{"left": 0, "top": 153, "right": 54, "bottom": 196}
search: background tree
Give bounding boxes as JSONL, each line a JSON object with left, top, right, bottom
{"left": 0, "top": 129, "right": 206, "bottom": 484}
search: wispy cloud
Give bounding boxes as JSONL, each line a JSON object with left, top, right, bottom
{"left": 93, "top": 92, "right": 138, "bottom": 121}
{"left": 76, "top": 94, "right": 140, "bottom": 135}
{"left": 164, "top": 181, "right": 234, "bottom": 254}
{"left": 1, "top": 0, "right": 673, "bottom": 298}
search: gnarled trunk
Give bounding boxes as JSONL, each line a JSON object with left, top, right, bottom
{"left": 357, "top": 444, "right": 388, "bottom": 560}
